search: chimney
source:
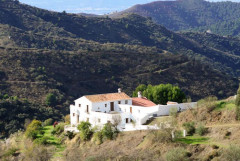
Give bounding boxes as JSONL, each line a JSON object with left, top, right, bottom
{"left": 138, "top": 91, "right": 142, "bottom": 98}
{"left": 118, "top": 88, "right": 122, "bottom": 93}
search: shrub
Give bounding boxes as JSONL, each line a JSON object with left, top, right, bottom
{"left": 149, "top": 129, "right": 172, "bottom": 143}
{"left": 175, "top": 130, "right": 183, "bottom": 138}
{"left": 34, "top": 136, "right": 50, "bottom": 145}
{"left": 165, "top": 147, "right": 190, "bottom": 161}
{"left": 77, "top": 121, "right": 93, "bottom": 141}
{"left": 2, "top": 148, "right": 19, "bottom": 157}
{"left": 183, "top": 122, "right": 195, "bottom": 136}
{"left": 235, "top": 106, "right": 240, "bottom": 121}
{"left": 102, "top": 123, "right": 114, "bottom": 140}
{"left": 43, "top": 118, "right": 53, "bottom": 126}
{"left": 45, "top": 93, "right": 57, "bottom": 106}
{"left": 51, "top": 123, "right": 64, "bottom": 135}
{"left": 223, "top": 145, "right": 240, "bottom": 161}
{"left": 198, "top": 96, "right": 217, "bottom": 112}
{"left": 65, "top": 131, "right": 75, "bottom": 140}
{"left": 235, "top": 84, "right": 240, "bottom": 106}
{"left": 25, "top": 120, "right": 42, "bottom": 140}
{"left": 92, "top": 131, "right": 103, "bottom": 145}
{"left": 196, "top": 124, "right": 207, "bottom": 136}
{"left": 169, "top": 107, "right": 178, "bottom": 117}
{"left": 64, "top": 114, "right": 70, "bottom": 124}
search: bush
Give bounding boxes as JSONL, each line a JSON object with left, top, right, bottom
{"left": 92, "top": 131, "right": 103, "bottom": 145}
{"left": 51, "top": 123, "right": 64, "bottom": 135}
{"left": 198, "top": 96, "right": 217, "bottom": 112}
{"left": 223, "top": 145, "right": 240, "bottom": 161}
{"left": 175, "top": 130, "right": 183, "bottom": 138}
{"left": 34, "top": 136, "right": 50, "bottom": 145}
{"left": 235, "top": 106, "right": 240, "bottom": 121}
{"left": 235, "top": 84, "right": 240, "bottom": 106}
{"left": 43, "top": 118, "right": 53, "bottom": 126}
{"left": 25, "top": 120, "right": 42, "bottom": 140}
{"left": 64, "top": 114, "right": 70, "bottom": 124}
{"left": 196, "top": 124, "right": 207, "bottom": 136}
{"left": 169, "top": 107, "right": 178, "bottom": 117}
{"left": 65, "top": 131, "right": 75, "bottom": 140}
{"left": 183, "top": 122, "right": 195, "bottom": 136}
{"left": 165, "top": 147, "right": 190, "bottom": 161}
{"left": 45, "top": 93, "right": 57, "bottom": 106}
{"left": 2, "top": 148, "right": 19, "bottom": 157}
{"left": 149, "top": 129, "right": 172, "bottom": 143}
{"left": 77, "top": 121, "right": 93, "bottom": 141}
{"left": 102, "top": 123, "right": 114, "bottom": 140}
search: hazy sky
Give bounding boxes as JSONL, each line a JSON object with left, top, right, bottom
{"left": 19, "top": 0, "right": 240, "bottom": 15}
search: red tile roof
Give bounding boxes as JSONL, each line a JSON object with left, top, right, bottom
{"left": 85, "top": 92, "right": 131, "bottom": 103}
{"left": 132, "top": 97, "right": 156, "bottom": 107}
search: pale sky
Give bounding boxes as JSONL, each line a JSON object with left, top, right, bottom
{"left": 19, "top": 0, "right": 240, "bottom": 15}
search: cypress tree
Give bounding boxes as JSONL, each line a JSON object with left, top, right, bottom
{"left": 235, "top": 84, "right": 240, "bottom": 106}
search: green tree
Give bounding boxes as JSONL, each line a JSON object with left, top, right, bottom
{"left": 77, "top": 121, "right": 93, "bottom": 141}
{"left": 235, "top": 83, "right": 240, "bottom": 106}
{"left": 25, "top": 120, "right": 42, "bottom": 139}
{"left": 45, "top": 93, "right": 57, "bottom": 106}
{"left": 102, "top": 122, "right": 114, "bottom": 140}
{"left": 132, "top": 84, "right": 147, "bottom": 97}
{"left": 133, "top": 84, "right": 186, "bottom": 105}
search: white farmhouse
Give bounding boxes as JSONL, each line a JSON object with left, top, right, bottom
{"left": 68, "top": 89, "right": 197, "bottom": 131}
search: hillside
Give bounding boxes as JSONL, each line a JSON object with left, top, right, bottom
{"left": 110, "top": 0, "right": 240, "bottom": 37}
{"left": 0, "top": 0, "right": 239, "bottom": 137}
{"left": 0, "top": 0, "right": 240, "bottom": 79}
{"left": 2, "top": 97, "right": 240, "bottom": 161}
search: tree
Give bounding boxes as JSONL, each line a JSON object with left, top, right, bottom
{"left": 77, "top": 121, "right": 93, "bottom": 141}
{"left": 235, "top": 83, "right": 240, "bottom": 106}
{"left": 102, "top": 122, "right": 114, "bottom": 140}
{"left": 132, "top": 84, "right": 147, "bottom": 97}
{"left": 133, "top": 84, "right": 186, "bottom": 105}
{"left": 45, "top": 93, "right": 57, "bottom": 106}
{"left": 25, "top": 120, "right": 42, "bottom": 139}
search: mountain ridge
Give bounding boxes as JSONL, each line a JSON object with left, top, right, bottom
{"left": 110, "top": 0, "right": 240, "bottom": 36}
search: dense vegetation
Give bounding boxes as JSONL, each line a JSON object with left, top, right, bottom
{"left": 133, "top": 84, "right": 186, "bottom": 105}
{"left": 111, "top": 0, "right": 240, "bottom": 37}
{"left": 0, "top": 95, "right": 61, "bottom": 138}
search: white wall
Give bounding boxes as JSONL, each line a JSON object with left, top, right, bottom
{"left": 91, "top": 99, "right": 132, "bottom": 113}
{"left": 70, "top": 96, "right": 197, "bottom": 130}
{"left": 70, "top": 96, "right": 93, "bottom": 125}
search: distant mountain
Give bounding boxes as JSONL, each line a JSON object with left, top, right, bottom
{"left": 77, "top": 13, "right": 102, "bottom": 17}
{"left": 110, "top": 0, "right": 240, "bottom": 36}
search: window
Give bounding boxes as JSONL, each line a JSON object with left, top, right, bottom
{"left": 126, "top": 118, "right": 129, "bottom": 123}
{"left": 79, "top": 104, "right": 81, "bottom": 107}
{"left": 73, "top": 113, "right": 75, "bottom": 116}
{"left": 118, "top": 101, "right": 121, "bottom": 104}
{"left": 86, "top": 105, "right": 89, "bottom": 113}
{"left": 98, "top": 119, "right": 101, "bottom": 123}
{"left": 105, "top": 104, "right": 107, "bottom": 107}
{"left": 125, "top": 100, "right": 128, "bottom": 104}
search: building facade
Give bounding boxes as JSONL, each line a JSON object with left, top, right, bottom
{"left": 69, "top": 89, "right": 197, "bottom": 131}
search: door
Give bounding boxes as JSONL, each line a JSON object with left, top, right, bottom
{"left": 130, "top": 107, "right": 132, "bottom": 113}
{"left": 126, "top": 118, "right": 129, "bottom": 123}
{"left": 110, "top": 102, "right": 114, "bottom": 111}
